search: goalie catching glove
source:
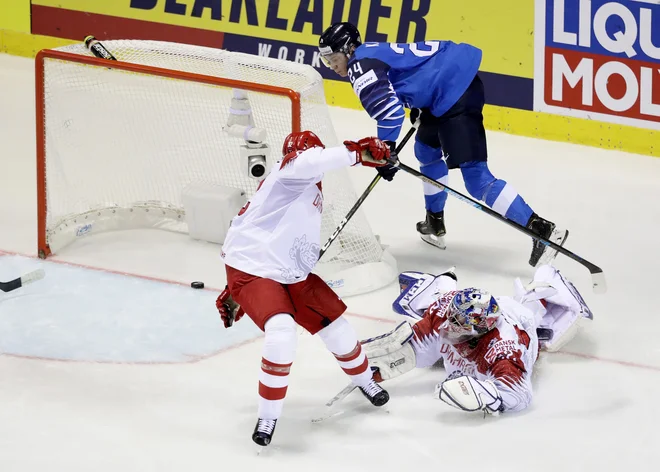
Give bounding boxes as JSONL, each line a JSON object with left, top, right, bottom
{"left": 344, "top": 137, "right": 390, "bottom": 167}
{"left": 435, "top": 373, "right": 503, "bottom": 416}
{"left": 216, "top": 286, "right": 245, "bottom": 328}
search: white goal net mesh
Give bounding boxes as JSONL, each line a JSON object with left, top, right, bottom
{"left": 38, "top": 40, "right": 396, "bottom": 296}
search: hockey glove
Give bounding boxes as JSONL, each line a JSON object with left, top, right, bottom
{"left": 376, "top": 140, "right": 399, "bottom": 181}
{"left": 435, "top": 375, "right": 503, "bottom": 416}
{"left": 344, "top": 137, "right": 390, "bottom": 167}
{"left": 409, "top": 108, "right": 422, "bottom": 127}
{"left": 216, "top": 286, "right": 245, "bottom": 328}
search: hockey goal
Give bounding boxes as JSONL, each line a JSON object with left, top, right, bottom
{"left": 35, "top": 40, "right": 397, "bottom": 296}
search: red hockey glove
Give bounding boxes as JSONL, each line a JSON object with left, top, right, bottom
{"left": 216, "top": 286, "right": 245, "bottom": 328}
{"left": 344, "top": 137, "right": 390, "bottom": 167}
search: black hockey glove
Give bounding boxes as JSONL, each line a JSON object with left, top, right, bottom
{"left": 409, "top": 108, "right": 422, "bottom": 127}
{"left": 377, "top": 140, "right": 399, "bottom": 181}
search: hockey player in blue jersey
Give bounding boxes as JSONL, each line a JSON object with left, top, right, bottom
{"left": 318, "top": 23, "right": 567, "bottom": 267}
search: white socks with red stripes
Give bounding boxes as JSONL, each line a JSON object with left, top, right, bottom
{"left": 258, "top": 314, "right": 297, "bottom": 420}
{"left": 318, "top": 316, "right": 373, "bottom": 388}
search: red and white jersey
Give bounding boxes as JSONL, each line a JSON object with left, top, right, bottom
{"left": 222, "top": 145, "right": 357, "bottom": 284}
{"left": 411, "top": 294, "right": 539, "bottom": 412}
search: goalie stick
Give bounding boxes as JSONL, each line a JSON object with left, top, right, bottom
{"left": 389, "top": 159, "right": 606, "bottom": 294}
{"left": 0, "top": 269, "right": 46, "bottom": 293}
{"left": 318, "top": 126, "right": 417, "bottom": 259}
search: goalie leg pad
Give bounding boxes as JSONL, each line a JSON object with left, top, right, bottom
{"left": 514, "top": 265, "right": 593, "bottom": 352}
{"left": 361, "top": 322, "right": 417, "bottom": 381}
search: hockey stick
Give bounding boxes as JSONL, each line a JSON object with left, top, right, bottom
{"left": 84, "top": 35, "right": 117, "bottom": 60}
{"left": 0, "top": 269, "right": 46, "bottom": 293}
{"left": 311, "top": 383, "right": 357, "bottom": 423}
{"left": 318, "top": 126, "right": 417, "bottom": 259}
{"left": 389, "top": 159, "right": 606, "bottom": 294}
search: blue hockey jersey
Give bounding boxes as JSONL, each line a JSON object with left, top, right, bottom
{"left": 347, "top": 41, "right": 482, "bottom": 141}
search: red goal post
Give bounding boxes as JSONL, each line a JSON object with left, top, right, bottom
{"left": 36, "top": 48, "right": 301, "bottom": 258}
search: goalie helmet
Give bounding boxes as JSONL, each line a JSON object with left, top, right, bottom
{"left": 282, "top": 130, "right": 324, "bottom": 155}
{"left": 440, "top": 288, "right": 500, "bottom": 343}
{"left": 319, "top": 22, "right": 362, "bottom": 58}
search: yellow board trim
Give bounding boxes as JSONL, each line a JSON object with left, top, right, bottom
{"left": 0, "top": 0, "right": 31, "bottom": 33}
{"left": 1, "top": 28, "right": 657, "bottom": 158}
{"left": 1, "top": 29, "right": 77, "bottom": 57}
{"left": 30, "top": 0, "right": 534, "bottom": 78}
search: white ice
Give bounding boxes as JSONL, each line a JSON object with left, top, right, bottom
{"left": 1, "top": 53, "right": 660, "bottom": 471}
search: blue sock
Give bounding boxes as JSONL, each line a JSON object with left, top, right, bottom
{"left": 415, "top": 140, "right": 448, "bottom": 213}
{"left": 460, "top": 161, "right": 533, "bottom": 226}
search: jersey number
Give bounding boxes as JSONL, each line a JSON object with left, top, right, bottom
{"left": 389, "top": 41, "right": 440, "bottom": 57}
{"left": 346, "top": 62, "right": 363, "bottom": 84}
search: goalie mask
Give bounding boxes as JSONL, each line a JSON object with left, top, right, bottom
{"left": 439, "top": 288, "right": 500, "bottom": 343}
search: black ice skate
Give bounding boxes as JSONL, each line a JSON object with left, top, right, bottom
{"left": 252, "top": 418, "right": 277, "bottom": 447}
{"left": 417, "top": 210, "right": 446, "bottom": 250}
{"left": 526, "top": 213, "right": 569, "bottom": 267}
{"left": 359, "top": 380, "right": 390, "bottom": 407}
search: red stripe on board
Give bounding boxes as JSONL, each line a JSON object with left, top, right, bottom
{"left": 259, "top": 382, "right": 288, "bottom": 401}
{"left": 31, "top": 5, "right": 225, "bottom": 49}
{"left": 342, "top": 357, "right": 369, "bottom": 376}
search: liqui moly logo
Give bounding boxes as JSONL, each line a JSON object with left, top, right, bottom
{"left": 534, "top": 0, "right": 660, "bottom": 130}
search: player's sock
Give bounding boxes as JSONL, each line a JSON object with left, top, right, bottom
{"left": 257, "top": 314, "right": 296, "bottom": 423}
{"left": 460, "top": 161, "right": 533, "bottom": 226}
{"left": 416, "top": 140, "right": 449, "bottom": 214}
{"left": 318, "top": 317, "right": 372, "bottom": 387}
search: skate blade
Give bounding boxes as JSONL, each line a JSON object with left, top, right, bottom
{"left": 420, "top": 233, "right": 446, "bottom": 250}
{"left": 535, "top": 229, "right": 569, "bottom": 267}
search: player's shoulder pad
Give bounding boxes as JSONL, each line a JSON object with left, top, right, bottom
{"left": 351, "top": 43, "right": 392, "bottom": 66}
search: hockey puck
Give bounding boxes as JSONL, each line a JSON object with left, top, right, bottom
{"left": 191, "top": 281, "right": 205, "bottom": 289}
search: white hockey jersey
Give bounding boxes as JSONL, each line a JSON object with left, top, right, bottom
{"left": 221, "top": 145, "right": 357, "bottom": 284}
{"left": 410, "top": 284, "right": 539, "bottom": 413}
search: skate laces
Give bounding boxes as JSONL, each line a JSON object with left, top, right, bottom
{"left": 256, "top": 419, "right": 276, "bottom": 434}
{"left": 361, "top": 380, "right": 383, "bottom": 397}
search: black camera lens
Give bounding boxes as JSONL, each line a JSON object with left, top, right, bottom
{"left": 251, "top": 164, "right": 266, "bottom": 177}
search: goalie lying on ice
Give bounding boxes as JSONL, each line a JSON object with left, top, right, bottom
{"left": 362, "top": 265, "right": 593, "bottom": 415}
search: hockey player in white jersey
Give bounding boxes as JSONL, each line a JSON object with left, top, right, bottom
{"left": 363, "top": 265, "right": 593, "bottom": 414}
{"left": 216, "top": 130, "right": 391, "bottom": 446}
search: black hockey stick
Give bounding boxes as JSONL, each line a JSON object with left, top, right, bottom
{"left": 318, "top": 126, "right": 417, "bottom": 259}
{"left": 84, "top": 35, "right": 117, "bottom": 60}
{"left": 0, "top": 269, "right": 46, "bottom": 293}
{"left": 389, "top": 160, "right": 606, "bottom": 294}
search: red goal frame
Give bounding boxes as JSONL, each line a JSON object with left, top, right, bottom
{"left": 35, "top": 49, "right": 302, "bottom": 258}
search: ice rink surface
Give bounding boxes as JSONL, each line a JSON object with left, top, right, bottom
{"left": 1, "top": 52, "right": 660, "bottom": 471}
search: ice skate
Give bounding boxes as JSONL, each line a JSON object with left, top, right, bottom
{"left": 359, "top": 379, "right": 390, "bottom": 407}
{"left": 252, "top": 418, "right": 277, "bottom": 447}
{"left": 417, "top": 210, "right": 446, "bottom": 250}
{"left": 526, "top": 213, "right": 568, "bottom": 267}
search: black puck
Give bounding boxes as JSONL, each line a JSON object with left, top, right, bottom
{"left": 191, "top": 281, "right": 205, "bottom": 289}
